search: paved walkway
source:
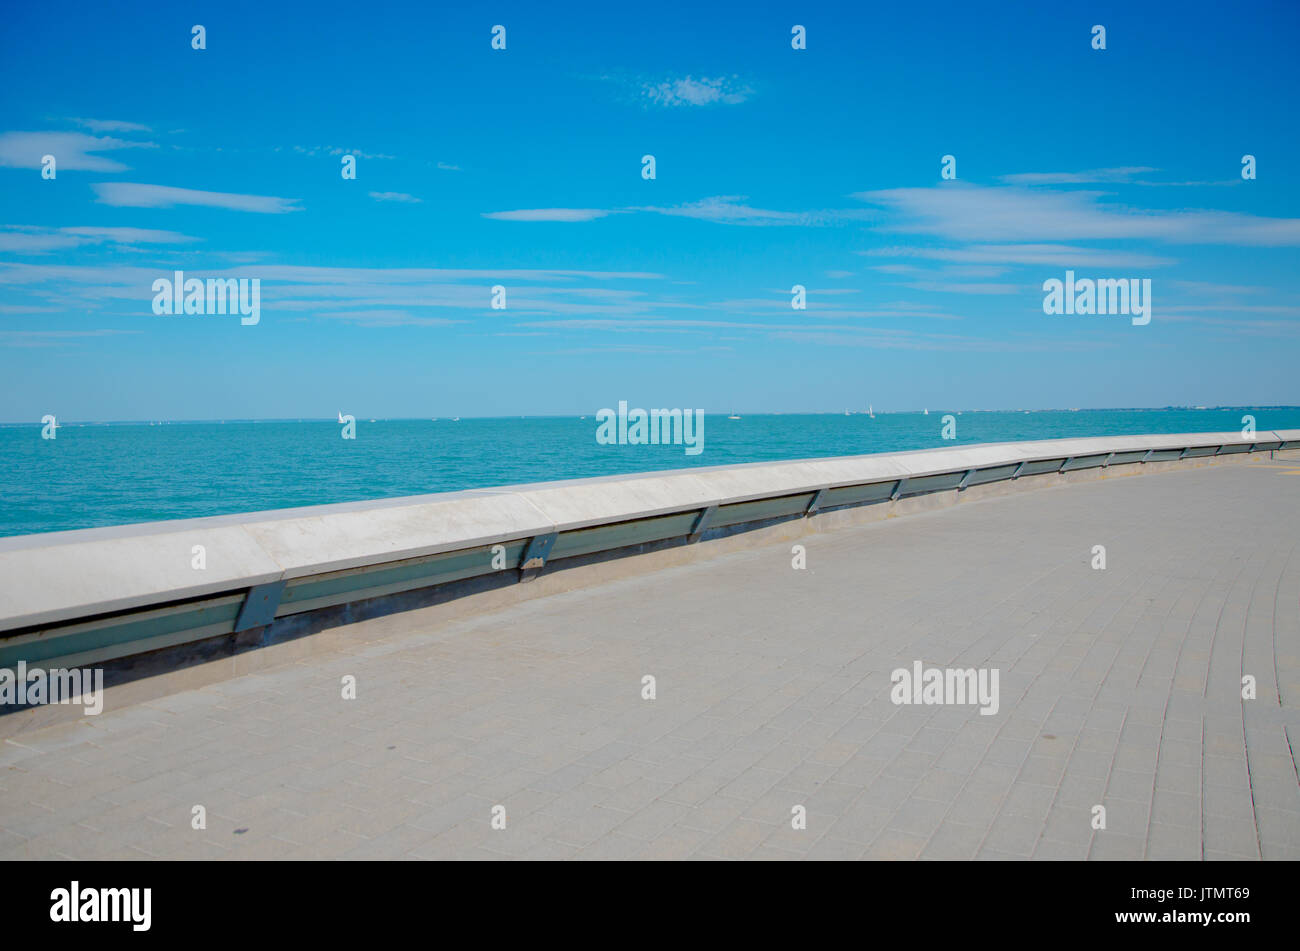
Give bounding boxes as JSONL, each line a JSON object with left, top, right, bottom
{"left": 3, "top": 463, "right": 1299, "bottom": 860}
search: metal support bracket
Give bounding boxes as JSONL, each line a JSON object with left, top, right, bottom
{"left": 1059, "top": 457, "right": 1073, "bottom": 472}
{"left": 1010, "top": 462, "right": 1025, "bottom": 480}
{"left": 1101, "top": 452, "right": 1114, "bottom": 468}
{"left": 519, "top": 532, "right": 558, "bottom": 573}
{"left": 235, "top": 580, "right": 286, "bottom": 632}
{"left": 804, "top": 489, "right": 827, "bottom": 516}
{"left": 957, "top": 469, "right": 975, "bottom": 491}
{"left": 1141, "top": 449, "right": 1154, "bottom": 463}
{"left": 890, "top": 478, "right": 908, "bottom": 501}
{"left": 689, "top": 505, "right": 717, "bottom": 542}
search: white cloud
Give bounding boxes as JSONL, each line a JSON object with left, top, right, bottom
{"left": 293, "top": 145, "right": 396, "bottom": 160}
{"left": 1168, "top": 280, "right": 1267, "bottom": 297}
{"left": 483, "top": 196, "right": 870, "bottom": 227}
{"left": 902, "top": 281, "right": 1025, "bottom": 295}
{"left": 513, "top": 317, "right": 1088, "bottom": 352}
{"left": 318, "top": 310, "right": 460, "bottom": 327}
{"left": 999, "top": 167, "right": 1236, "bottom": 188}
{"left": 92, "top": 183, "right": 302, "bottom": 213}
{"left": 70, "top": 118, "right": 153, "bottom": 134}
{"left": 941, "top": 265, "right": 1009, "bottom": 278}
{"left": 0, "top": 263, "right": 666, "bottom": 324}
{"left": 642, "top": 75, "right": 752, "bottom": 107}
{"left": 766, "top": 328, "right": 1111, "bottom": 352}
{"left": 710, "top": 296, "right": 960, "bottom": 319}
{"left": 369, "top": 191, "right": 422, "bottom": 203}
{"left": 0, "top": 304, "right": 59, "bottom": 314}
{"left": 0, "top": 263, "right": 163, "bottom": 287}
{"left": 1155, "top": 313, "right": 1300, "bottom": 336}
{"left": 0, "top": 225, "right": 199, "bottom": 253}
{"left": 482, "top": 208, "right": 613, "bottom": 222}
{"left": 854, "top": 183, "right": 1300, "bottom": 246}
{"left": 0, "top": 329, "right": 142, "bottom": 347}
{"left": 633, "top": 196, "right": 826, "bottom": 227}
{"left": 862, "top": 244, "right": 1175, "bottom": 268}
{"left": 217, "top": 265, "right": 662, "bottom": 282}
{"left": 0, "top": 131, "right": 155, "bottom": 171}
{"left": 1168, "top": 304, "right": 1298, "bottom": 314}
{"left": 998, "top": 167, "right": 1158, "bottom": 185}
{"left": 62, "top": 227, "right": 197, "bottom": 244}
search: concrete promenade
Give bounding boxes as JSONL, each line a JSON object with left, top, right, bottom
{"left": 2, "top": 461, "right": 1298, "bottom": 860}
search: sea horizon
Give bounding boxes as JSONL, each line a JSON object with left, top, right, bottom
{"left": 3, "top": 404, "right": 1297, "bottom": 427}
{"left": 5, "top": 406, "right": 1298, "bottom": 539}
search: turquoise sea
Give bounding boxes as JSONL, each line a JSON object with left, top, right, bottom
{"left": 3, "top": 407, "right": 1298, "bottom": 539}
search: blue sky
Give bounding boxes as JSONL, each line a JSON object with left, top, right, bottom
{"left": 1, "top": 0, "right": 1298, "bottom": 421}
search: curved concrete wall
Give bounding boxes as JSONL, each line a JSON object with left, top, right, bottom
{"left": 1, "top": 430, "right": 1297, "bottom": 665}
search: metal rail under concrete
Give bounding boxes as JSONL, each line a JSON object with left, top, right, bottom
{"left": 1, "top": 430, "right": 1297, "bottom": 677}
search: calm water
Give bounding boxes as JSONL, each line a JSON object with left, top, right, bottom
{"left": 3, "top": 408, "right": 1297, "bottom": 538}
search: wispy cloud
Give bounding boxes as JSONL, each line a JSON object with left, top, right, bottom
{"left": 998, "top": 167, "right": 1159, "bottom": 185}
{"left": 0, "top": 304, "right": 59, "bottom": 314}
{"left": 901, "top": 281, "right": 1025, "bottom": 295}
{"left": 1155, "top": 313, "right": 1300, "bottom": 336}
{"left": 855, "top": 184, "right": 1300, "bottom": 246}
{"left": 713, "top": 298, "right": 961, "bottom": 319}
{"left": 634, "top": 196, "right": 822, "bottom": 226}
{"left": 0, "top": 131, "right": 155, "bottom": 171}
{"left": 1166, "top": 303, "right": 1298, "bottom": 314}
{"left": 92, "top": 183, "right": 302, "bottom": 213}
{"left": 637, "top": 196, "right": 857, "bottom": 227}
{"left": 940, "top": 264, "right": 1009, "bottom": 278}
{"left": 641, "top": 75, "right": 752, "bottom": 107}
{"left": 0, "top": 262, "right": 668, "bottom": 327}
{"left": 861, "top": 244, "right": 1175, "bottom": 269}
{"left": 290, "top": 145, "right": 397, "bottom": 160}
{"left": 514, "top": 317, "right": 1093, "bottom": 353}
{"left": 318, "top": 310, "right": 460, "bottom": 327}
{"left": 0, "top": 225, "right": 199, "bottom": 253}
{"left": 0, "top": 329, "right": 142, "bottom": 347}
{"left": 540, "top": 344, "right": 712, "bottom": 355}
{"left": 767, "top": 328, "right": 1112, "bottom": 353}
{"left": 369, "top": 191, "right": 422, "bottom": 203}
{"left": 483, "top": 208, "right": 613, "bottom": 222}
{"left": 69, "top": 118, "right": 153, "bottom": 134}
{"left": 999, "top": 167, "right": 1237, "bottom": 188}
{"left": 1168, "top": 280, "right": 1267, "bottom": 297}
{"left": 483, "top": 196, "right": 866, "bottom": 227}
{"left": 219, "top": 265, "right": 663, "bottom": 282}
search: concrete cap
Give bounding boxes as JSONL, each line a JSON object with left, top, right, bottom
{"left": 1, "top": 430, "right": 1294, "bottom": 632}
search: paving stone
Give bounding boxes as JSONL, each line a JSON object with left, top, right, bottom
{"left": 2, "top": 464, "right": 1296, "bottom": 860}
